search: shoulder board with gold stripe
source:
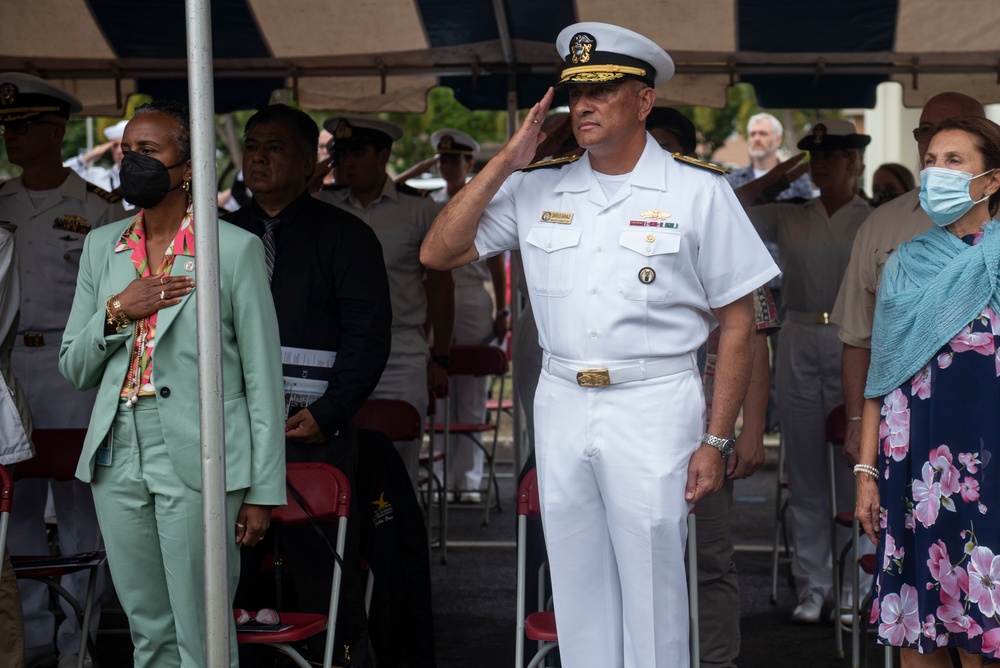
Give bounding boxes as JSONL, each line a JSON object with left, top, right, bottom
{"left": 86, "top": 182, "right": 124, "bottom": 203}
{"left": 672, "top": 154, "right": 731, "bottom": 175}
{"left": 520, "top": 155, "right": 581, "bottom": 172}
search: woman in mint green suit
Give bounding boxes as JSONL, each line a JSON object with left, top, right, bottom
{"left": 59, "top": 101, "right": 285, "bottom": 668}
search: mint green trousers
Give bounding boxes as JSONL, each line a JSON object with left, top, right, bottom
{"left": 92, "top": 399, "right": 243, "bottom": 668}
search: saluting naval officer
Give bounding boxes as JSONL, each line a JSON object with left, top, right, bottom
{"left": 420, "top": 22, "right": 778, "bottom": 667}
{"left": 0, "top": 72, "right": 126, "bottom": 667}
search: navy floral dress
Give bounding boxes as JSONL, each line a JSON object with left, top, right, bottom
{"left": 872, "top": 232, "right": 1000, "bottom": 660}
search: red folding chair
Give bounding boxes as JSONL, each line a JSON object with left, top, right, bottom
{"left": 11, "top": 430, "right": 106, "bottom": 668}
{"left": 514, "top": 468, "right": 700, "bottom": 667}
{"left": 432, "top": 344, "right": 509, "bottom": 524}
{"left": 515, "top": 468, "right": 557, "bottom": 668}
{"left": 237, "top": 463, "right": 351, "bottom": 668}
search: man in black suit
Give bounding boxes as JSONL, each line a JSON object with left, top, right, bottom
{"left": 227, "top": 103, "right": 392, "bottom": 667}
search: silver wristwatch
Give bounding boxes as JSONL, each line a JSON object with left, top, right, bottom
{"left": 702, "top": 433, "right": 736, "bottom": 458}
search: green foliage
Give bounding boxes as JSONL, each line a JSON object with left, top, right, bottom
{"left": 378, "top": 87, "right": 508, "bottom": 174}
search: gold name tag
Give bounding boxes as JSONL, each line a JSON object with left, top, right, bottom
{"left": 540, "top": 211, "right": 574, "bottom": 224}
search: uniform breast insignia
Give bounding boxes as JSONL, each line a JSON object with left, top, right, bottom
{"left": 638, "top": 267, "right": 656, "bottom": 284}
{"left": 86, "top": 181, "right": 124, "bottom": 204}
{"left": 520, "top": 155, "right": 581, "bottom": 172}
{"left": 629, "top": 209, "right": 678, "bottom": 229}
{"left": 52, "top": 215, "right": 90, "bottom": 235}
{"left": 672, "top": 153, "right": 731, "bottom": 175}
{"left": 540, "top": 211, "right": 574, "bottom": 224}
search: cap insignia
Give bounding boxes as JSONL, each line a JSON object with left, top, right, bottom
{"left": 570, "top": 33, "right": 595, "bottom": 64}
{"left": 812, "top": 123, "right": 826, "bottom": 145}
{"left": 0, "top": 83, "right": 17, "bottom": 106}
{"left": 439, "top": 135, "right": 454, "bottom": 151}
{"left": 333, "top": 119, "right": 354, "bottom": 140}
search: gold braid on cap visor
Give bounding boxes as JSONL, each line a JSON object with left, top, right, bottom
{"left": 559, "top": 64, "right": 648, "bottom": 84}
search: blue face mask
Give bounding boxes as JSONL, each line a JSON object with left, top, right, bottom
{"left": 919, "top": 167, "right": 994, "bottom": 227}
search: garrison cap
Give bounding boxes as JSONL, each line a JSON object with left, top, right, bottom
{"left": 323, "top": 116, "right": 403, "bottom": 152}
{"left": 797, "top": 118, "right": 871, "bottom": 151}
{"left": 0, "top": 72, "right": 82, "bottom": 123}
{"left": 103, "top": 119, "right": 129, "bottom": 141}
{"left": 430, "top": 128, "right": 480, "bottom": 158}
{"left": 556, "top": 22, "right": 674, "bottom": 88}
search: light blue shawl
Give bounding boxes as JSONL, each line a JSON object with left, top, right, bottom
{"left": 865, "top": 220, "right": 1000, "bottom": 398}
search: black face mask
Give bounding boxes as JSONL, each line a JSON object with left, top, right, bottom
{"left": 120, "top": 152, "right": 186, "bottom": 209}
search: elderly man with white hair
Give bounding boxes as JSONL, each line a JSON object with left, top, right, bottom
{"left": 726, "top": 112, "right": 814, "bottom": 201}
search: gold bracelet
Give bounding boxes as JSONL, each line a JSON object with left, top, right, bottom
{"left": 105, "top": 294, "right": 131, "bottom": 333}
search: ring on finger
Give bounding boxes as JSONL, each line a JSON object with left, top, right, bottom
{"left": 160, "top": 290, "right": 166, "bottom": 300}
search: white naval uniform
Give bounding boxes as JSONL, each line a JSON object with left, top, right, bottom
{"left": 430, "top": 187, "right": 496, "bottom": 492}
{"left": 64, "top": 158, "right": 133, "bottom": 212}
{"left": 474, "top": 135, "right": 779, "bottom": 668}
{"left": 317, "top": 179, "right": 439, "bottom": 483}
{"left": 1, "top": 171, "right": 125, "bottom": 653}
{"left": 750, "top": 195, "right": 872, "bottom": 604}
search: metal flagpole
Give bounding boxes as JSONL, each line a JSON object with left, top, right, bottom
{"left": 184, "top": 1, "right": 230, "bottom": 666}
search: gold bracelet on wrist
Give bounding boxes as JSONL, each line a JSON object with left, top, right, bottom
{"left": 105, "top": 294, "right": 131, "bottom": 333}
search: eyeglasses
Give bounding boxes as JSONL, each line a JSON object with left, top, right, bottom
{"left": 0, "top": 120, "right": 61, "bottom": 137}
{"left": 912, "top": 125, "right": 938, "bottom": 142}
{"left": 233, "top": 607, "right": 280, "bottom": 626}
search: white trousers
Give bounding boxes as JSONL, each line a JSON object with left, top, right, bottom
{"left": 8, "top": 478, "right": 105, "bottom": 653}
{"left": 534, "top": 365, "right": 702, "bottom": 668}
{"left": 436, "top": 284, "right": 495, "bottom": 491}
{"left": 778, "top": 321, "right": 872, "bottom": 600}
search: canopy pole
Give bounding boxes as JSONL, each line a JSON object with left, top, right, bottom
{"left": 184, "top": 1, "right": 229, "bottom": 667}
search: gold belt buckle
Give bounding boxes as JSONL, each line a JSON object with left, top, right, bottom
{"left": 23, "top": 332, "right": 45, "bottom": 347}
{"left": 816, "top": 312, "right": 831, "bottom": 325}
{"left": 577, "top": 368, "right": 611, "bottom": 387}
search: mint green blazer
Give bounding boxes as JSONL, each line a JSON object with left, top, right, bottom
{"left": 59, "top": 216, "right": 285, "bottom": 506}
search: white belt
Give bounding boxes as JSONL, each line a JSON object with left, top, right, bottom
{"left": 543, "top": 352, "right": 696, "bottom": 387}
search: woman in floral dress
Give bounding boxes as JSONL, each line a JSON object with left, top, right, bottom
{"left": 857, "top": 116, "right": 1000, "bottom": 666}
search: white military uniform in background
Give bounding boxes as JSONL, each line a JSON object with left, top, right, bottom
{"left": 430, "top": 186, "right": 497, "bottom": 494}
{"left": 750, "top": 193, "right": 872, "bottom": 607}
{"left": 3, "top": 170, "right": 125, "bottom": 654}
{"left": 474, "top": 135, "right": 778, "bottom": 667}
{"left": 318, "top": 179, "right": 439, "bottom": 481}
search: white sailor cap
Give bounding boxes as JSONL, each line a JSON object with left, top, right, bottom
{"left": 556, "top": 22, "right": 674, "bottom": 88}
{"left": 103, "top": 119, "right": 129, "bottom": 141}
{"left": 430, "top": 128, "right": 480, "bottom": 158}
{"left": 322, "top": 116, "right": 403, "bottom": 152}
{"left": 797, "top": 118, "right": 871, "bottom": 151}
{"left": 0, "top": 72, "right": 82, "bottom": 122}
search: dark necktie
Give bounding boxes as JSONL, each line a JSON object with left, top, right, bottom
{"left": 262, "top": 217, "right": 280, "bottom": 284}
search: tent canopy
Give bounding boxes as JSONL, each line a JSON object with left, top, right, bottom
{"left": 3, "top": 0, "right": 999, "bottom": 114}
